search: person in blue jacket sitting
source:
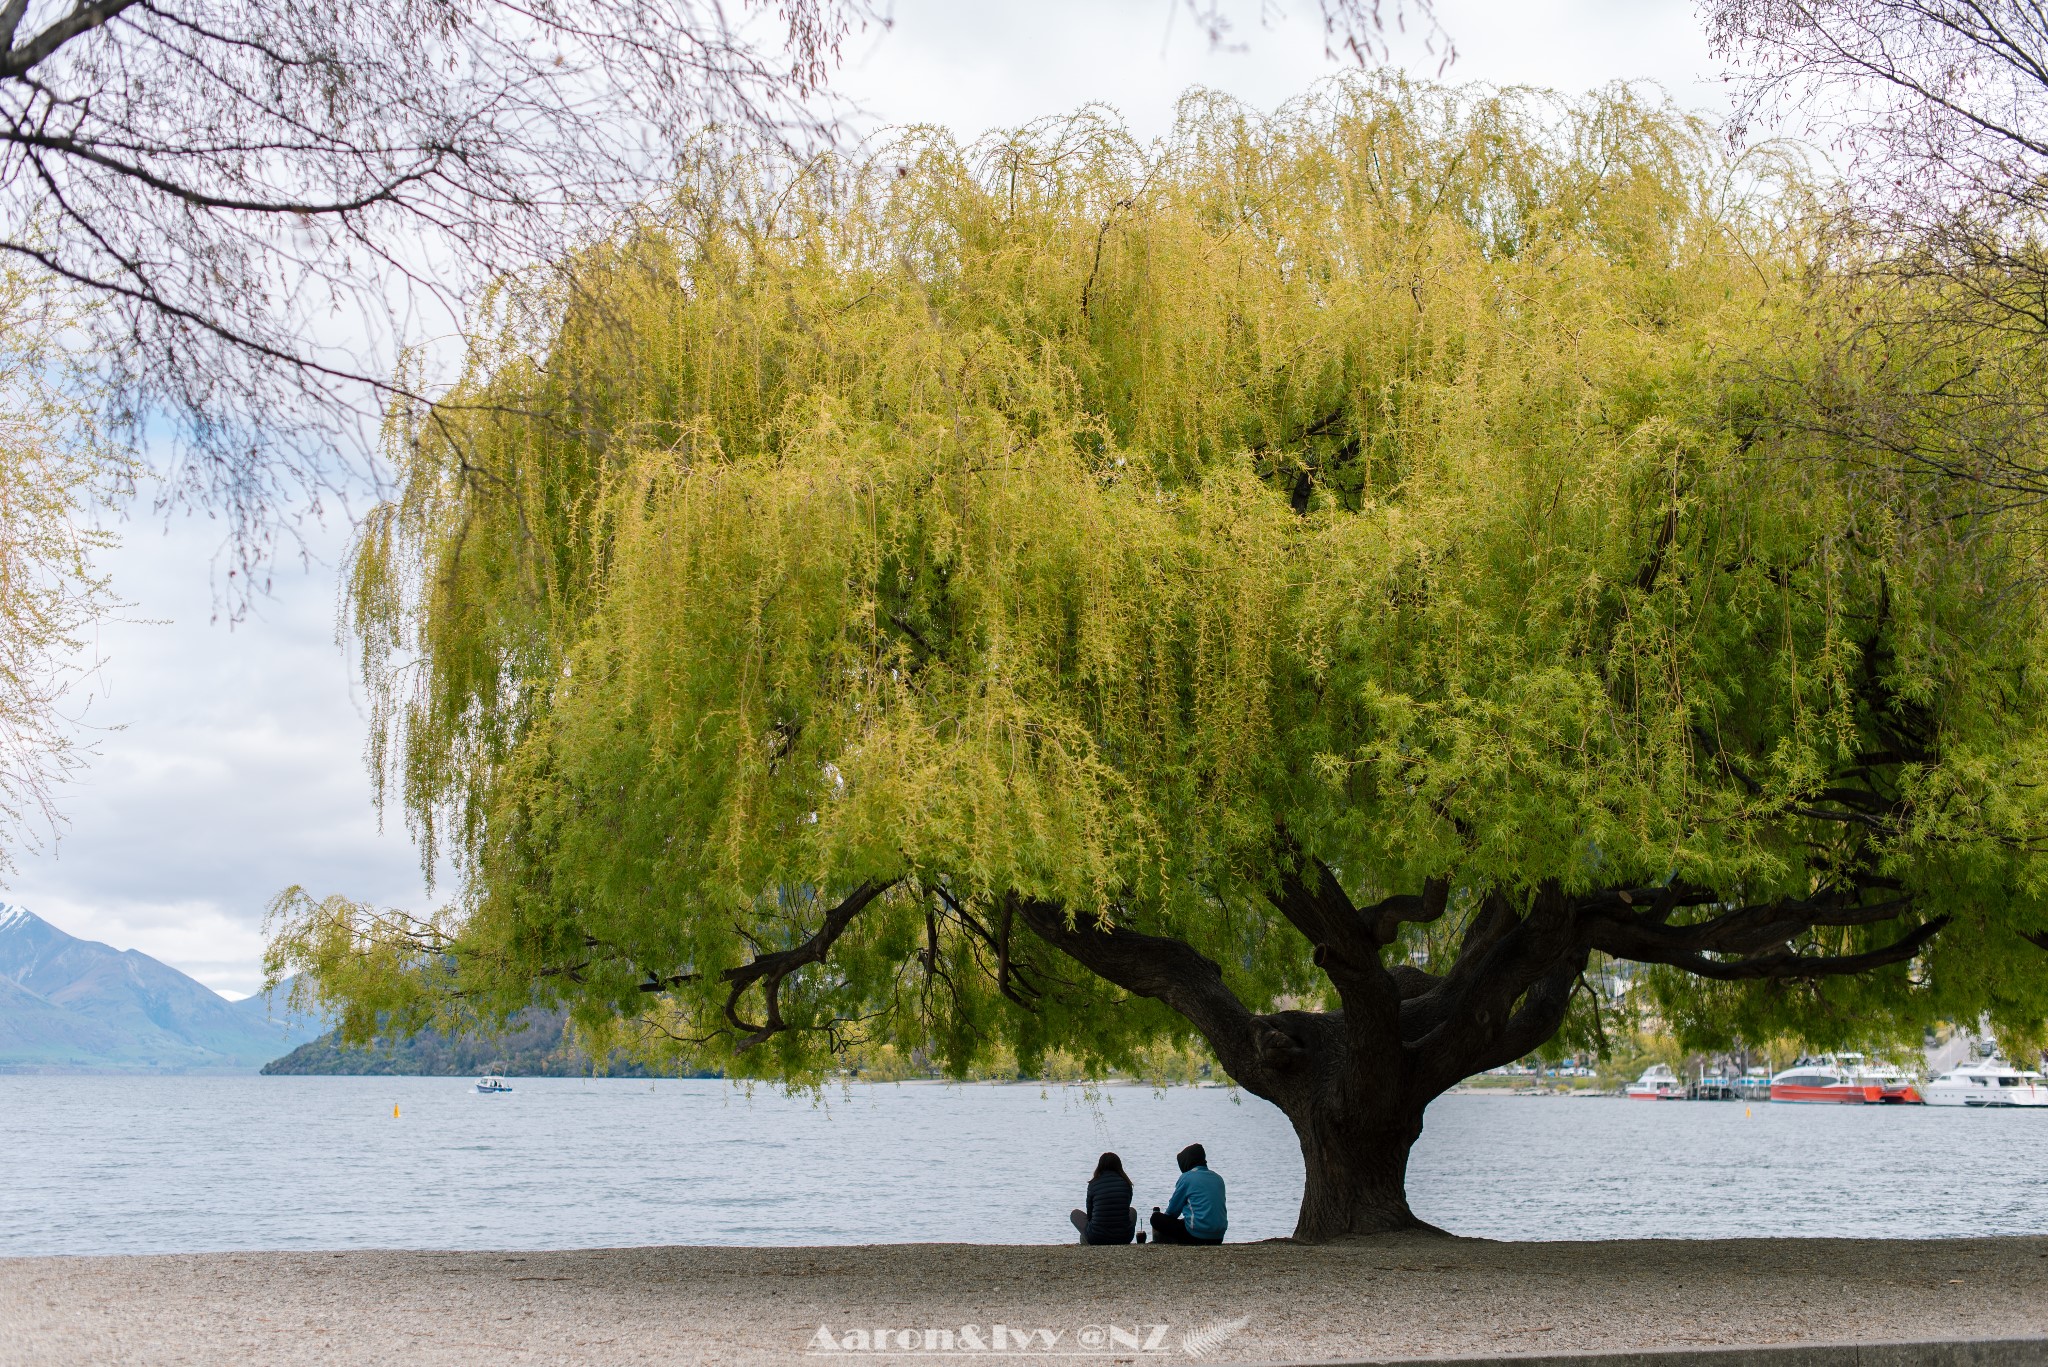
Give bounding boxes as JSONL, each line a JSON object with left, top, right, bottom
{"left": 1149, "top": 1143, "right": 1226, "bottom": 1244}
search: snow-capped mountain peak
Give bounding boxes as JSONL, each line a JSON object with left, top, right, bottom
{"left": 0, "top": 905, "right": 327, "bottom": 1069}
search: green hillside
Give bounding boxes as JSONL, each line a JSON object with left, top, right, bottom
{"left": 260, "top": 1007, "right": 716, "bottom": 1077}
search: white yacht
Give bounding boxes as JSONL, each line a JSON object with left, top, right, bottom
{"left": 1625, "top": 1063, "right": 1684, "bottom": 1100}
{"left": 475, "top": 1075, "right": 513, "bottom": 1094}
{"left": 1925, "top": 1059, "right": 2048, "bottom": 1107}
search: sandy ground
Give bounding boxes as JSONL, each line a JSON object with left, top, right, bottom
{"left": 3, "top": 1237, "right": 2046, "bottom": 1366}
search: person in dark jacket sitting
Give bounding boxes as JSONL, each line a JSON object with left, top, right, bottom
{"left": 1148, "top": 1143, "right": 1226, "bottom": 1245}
{"left": 1069, "top": 1152, "right": 1140, "bottom": 1244}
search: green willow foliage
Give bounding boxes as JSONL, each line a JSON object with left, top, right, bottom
{"left": 273, "top": 77, "right": 2048, "bottom": 1076}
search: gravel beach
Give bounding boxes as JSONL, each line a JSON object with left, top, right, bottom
{"left": 4, "top": 1236, "right": 2046, "bottom": 1366}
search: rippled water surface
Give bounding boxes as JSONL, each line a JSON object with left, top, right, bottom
{"left": 4, "top": 1077, "right": 2044, "bottom": 1255}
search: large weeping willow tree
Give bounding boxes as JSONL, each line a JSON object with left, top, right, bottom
{"left": 274, "top": 78, "right": 2048, "bottom": 1239}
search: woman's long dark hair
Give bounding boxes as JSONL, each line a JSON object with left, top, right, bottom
{"left": 1091, "top": 1152, "right": 1126, "bottom": 1181}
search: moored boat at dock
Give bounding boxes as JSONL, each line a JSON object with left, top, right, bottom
{"left": 1857, "top": 1057, "right": 1924, "bottom": 1104}
{"left": 1625, "top": 1063, "right": 1684, "bottom": 1099}
{"left": 1925, "top": 1058, "right": 2048, "bottom": 1107}
{"left": 1770, "top": 1060, "right": 1871, "bottom": 1103}
{"left": 1769, "top": 1054, "right": 1922, "bottom": 1104}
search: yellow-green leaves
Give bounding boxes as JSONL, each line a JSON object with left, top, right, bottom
{"left": 0, "top": 275, "right": 128, "bottom": 864}
{"left": 301, "top": 76, "right": 2048, "bottom": 1075}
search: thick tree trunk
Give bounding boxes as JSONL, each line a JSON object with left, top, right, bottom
{"left": 1286, "top": 1096, "right": 1435, "bottom": 1240}
{"left": 1006, "top": 895, "right": 1460, "bottom": 1241}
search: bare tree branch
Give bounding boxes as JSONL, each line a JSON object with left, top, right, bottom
{"left": 0, "top": 0, "right": 882, "bottom": 588}
{"left": 1706, "top": 2, "right": 2048, "bottom": 521}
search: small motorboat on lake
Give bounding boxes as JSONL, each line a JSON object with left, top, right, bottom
{"left": 1925, "top": 1059, "right": 2048, "bottom": 1107}
{"left": 1625, "top": 1063, "right": 1684, "bottom": 1099}
{"left": 475, "top": 1075, "right": 513, "bottom": 1094}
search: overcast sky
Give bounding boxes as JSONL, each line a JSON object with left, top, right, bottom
{"left": 4, "top": 0, "right": 1730, "bottom": 998}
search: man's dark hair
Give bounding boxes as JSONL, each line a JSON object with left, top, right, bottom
{"left": 1176, "top": 1143, "right": 1207, "bottom": 1172}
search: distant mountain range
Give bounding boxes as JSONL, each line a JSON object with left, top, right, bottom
{"left": 0, "top": 904, "right": 714, "bottom": 1077}
{"left": 0, "top": 904, "right": 324, "bottom": 1072}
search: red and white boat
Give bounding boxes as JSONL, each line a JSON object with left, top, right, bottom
{"left": 1769, "top": 1054, "right": 1923, "bottom": 1104}
{"left": 1858, "top": 1057, "right": 1925, "bottom": 1104}
{"left": 1625, "top": 1063, "right": 1685, "bottom": 1100}
{"left": 1770, "top": 1060, "right": 1873, "bottom": 1103}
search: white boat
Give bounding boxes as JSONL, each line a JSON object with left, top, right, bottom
{"left": 475, "top": 1075, "right": 513, "bottom": 1094}
{"left": 1625, "top": 1063, "right": 1684, "bottom": 1100}
{"left": 1925, "top": 1058, "right": 2048, "bottom": 1107}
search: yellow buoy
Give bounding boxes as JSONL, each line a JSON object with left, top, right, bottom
{"left": 1744, "top": 1107, "right": 1752, "bottom": 1117}
{"left": 393, "top": 1104, "right": 400, "bottom": 1118}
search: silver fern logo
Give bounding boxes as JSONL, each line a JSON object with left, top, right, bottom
{"left": 1179, "top": 1316, "right": 1249, "bottom": 1357}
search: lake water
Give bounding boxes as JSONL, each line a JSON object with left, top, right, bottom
{"left": 3, "top": 1077, "right": 2043, "bottom": 1256}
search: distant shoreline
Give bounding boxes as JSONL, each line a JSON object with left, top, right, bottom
{"left": 0, "top": 1070, "right": 1611, "bottom": 1093}
{"left": 5, "top": 1237, "right": 2044, "bottom": 1366}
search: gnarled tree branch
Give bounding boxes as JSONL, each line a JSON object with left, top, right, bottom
{"left": 1010, "top": 894, "right": 1269, "bottom": 1097}
{"left": 721, "top": 878, "right": 897, "bottom": 1049}
{"left": 1589, "top": 893, "right": 1916, "bottom": 961}
{"left": 1590, "top": 913, "right": 1950, "bottom": 981}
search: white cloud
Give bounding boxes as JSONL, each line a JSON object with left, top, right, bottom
{"left": 834, "top": 0, "right": 1725, "bottom": 144}
{"left": 3, "top": 507, "right": 436, "bottom": 997}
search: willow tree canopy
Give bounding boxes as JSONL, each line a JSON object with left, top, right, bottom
{"left": 273, "top": 77, "right": 2048, "bottom": 1238}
